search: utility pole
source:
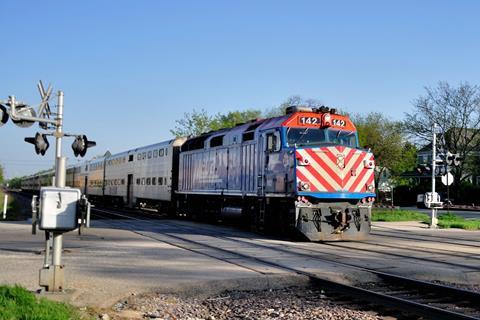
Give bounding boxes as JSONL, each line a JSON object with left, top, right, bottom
{"left": 431, "top": 123, "right": 438, "bottom": 228}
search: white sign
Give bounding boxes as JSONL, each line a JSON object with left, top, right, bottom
{"left": 424, "top": 192, "right": 443, "bottom": 208}
{"left": 441, "top": 172, "right": 454, "bottom": 186}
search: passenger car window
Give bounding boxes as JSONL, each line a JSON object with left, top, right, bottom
{"left": 148, "top": 151, "right": 152, "bottom": 159}
{"left": 141, "top": 178, "right": 145, "bottom": 185}
{"left": 153, "top": 150, "right": 158, "bottom": 158}
{"left": 152, "top": 177, "right": 156, "bottom": 185}
{"left": 159, "top": 149, "right": 164, "bottom": 157}
{"left": 146, "top": 178, "right": 151, "bottom": 185}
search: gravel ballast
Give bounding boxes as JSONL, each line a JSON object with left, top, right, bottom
{"left": 106, "top": 286, "right": 383, "bottom": 320}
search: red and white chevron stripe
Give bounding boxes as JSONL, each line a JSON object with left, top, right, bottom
{"left": 296, "top": 146, "right": 375, "bottom": 193}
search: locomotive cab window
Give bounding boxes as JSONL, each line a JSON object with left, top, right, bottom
{"left": 327, "top": 129, "right": 357, "bottom": 147}
{"left": 286, "top": 128, "right": 357, "bottom": 148}
{"left": 266, "top": 131, "right": 281, "bottom": 152}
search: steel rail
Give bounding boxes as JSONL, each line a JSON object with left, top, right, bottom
{"left": 91, "top": 207, "right": 480, "bottom": 319}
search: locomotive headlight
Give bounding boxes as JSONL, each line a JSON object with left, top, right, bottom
{"left": 299, "top": 181, "right": 310, "bottom": 191}
{"left": 296, "top": 154, "right": 310, "bottom": 166}
{"left": 364, "top": 160, "right": 375, "bottom": 169}
{"left": 367, "top": 184, "right": 374, "bottom": 192}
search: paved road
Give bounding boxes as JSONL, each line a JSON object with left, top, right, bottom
{"left": 402, "top": 206, "right": 480, "bottom": 219}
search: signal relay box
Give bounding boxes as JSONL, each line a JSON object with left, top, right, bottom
{"left": 39, "top": 187, "right": 81, "bottom": 231}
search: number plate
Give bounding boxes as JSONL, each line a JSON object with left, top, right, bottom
{"left": 298, "top": 116, "right": 320, "bottom": 125}
{"left": 332, "top": 119, "right": 346, "bottom": 127}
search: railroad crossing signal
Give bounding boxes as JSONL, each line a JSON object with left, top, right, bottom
{"left": 416, "top": 164, "right": 431, "bottom": 175}
{"left": 1, "top": 81, "right": 96, "bottom": 292}
{"left": 71, "top": 135, "right": 96, "bottom": 157}
{"left": 11, "top": 104, "right": 37, "bottom": 128}
{"left": 24, "top": 132, "right": 50, "bottom": 156}
{"left": 0, "top": 102, "right": 37, "bottom": 128}
{"left": 0, "top": 104, "right": 8, "bottom": 126}
{"left": 446, "top": 151, "right": 462, "bottom": 166}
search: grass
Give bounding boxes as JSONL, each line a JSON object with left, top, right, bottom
{"left": 372, "top": 209, "right": 429, "bottom": 222}
{"left": 372, "top": 209, "right": 480, "bottom": 230}
{"left": 0, "top": 285, "right": 83, "bottom": 320}
{"left": 438, "top": 212, "right": 480, "bottom": 230}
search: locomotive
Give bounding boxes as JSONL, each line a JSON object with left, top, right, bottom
{"left": 21, "top": 106, "right": 375, "bottom": 241}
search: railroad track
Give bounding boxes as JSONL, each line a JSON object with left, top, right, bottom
{"left": 91, "top": 207, "right": 480, "bottom": 320}
{"left": 372, "top": 225, "right": 480, "bottom": 248}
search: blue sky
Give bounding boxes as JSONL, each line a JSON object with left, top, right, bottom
{"left": 1, "top": 0, "right": 479, "bottom": 178}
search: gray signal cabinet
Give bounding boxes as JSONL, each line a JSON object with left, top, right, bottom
{"left": 39, "top": 187, "right": 81, "bottom": 231}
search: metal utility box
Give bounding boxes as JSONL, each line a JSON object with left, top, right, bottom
{"left": 39, "top": 187, "right": 81, "bottom": 231}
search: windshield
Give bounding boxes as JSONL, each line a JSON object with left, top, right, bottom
{"left": 327, "top": 129, "right": 357, "bottom": 147}
{"left": 287, "top": 128, "right": 357, "bottom": 148}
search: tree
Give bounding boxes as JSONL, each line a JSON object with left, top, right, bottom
{"left": 170, "top": 109, "right": 214, "bottom": 137}
{"left": 264, "top": 95, "right": 324, "bottom": 117}
{"left": 170, "top": 108, "right": 263, "bottom": 137}
{"left": 354, "top": 112, "right": 416, "bottom": 186}
{"left": 211, "top": 109, "right": 262, "bottom": 131}
{"left": 7, "top": 177, "right": 22, "bottom": 189}
{"left": 403, "top": 82, "right": 480, "bottom": 183}
{"left": 0, "top": 164, "right": 4, "bottom": 185}
{"left": 171, "top": 95, "right": 323, "bottom": 137}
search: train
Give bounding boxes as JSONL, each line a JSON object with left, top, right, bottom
{"left": 21, "top": 106, "right": 376, "bottom": 241}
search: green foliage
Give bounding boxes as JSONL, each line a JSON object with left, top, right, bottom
{"left": 170, "top": 95, "right": 325, "bottom": 137}
{"left": 372, "top": 210, "right": 480, "bottom": 230}
{"left": 404, "top": 81, "right": 480, "bottom": 184}
{"left": 170, "top": 108, "right": 213, "bottom": 137}
{"left": 0, "top": 285, "right": 82, "bottom": 320}
{"left": 170, "top": 108, "right": 263, "bottom": 137}
{"left": 264, "top": 95, "right": 323, "bottom": 118}
{"left": 372, "top": 209, "right": 429, "bottom": 222}
{"left": 7, "top": 177, "right": 22, "bottom": 189}
{"left": 210, "top": 109, "right": 262, "bottom": 131}
{"left": 438, "top": 213, "right": 480, "bottom": 230}
{"left": 0, "top": 164, "right": 3, "bottom": 185}
{"left": 354, "top": 112, "right": 416, "bottom": 186}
